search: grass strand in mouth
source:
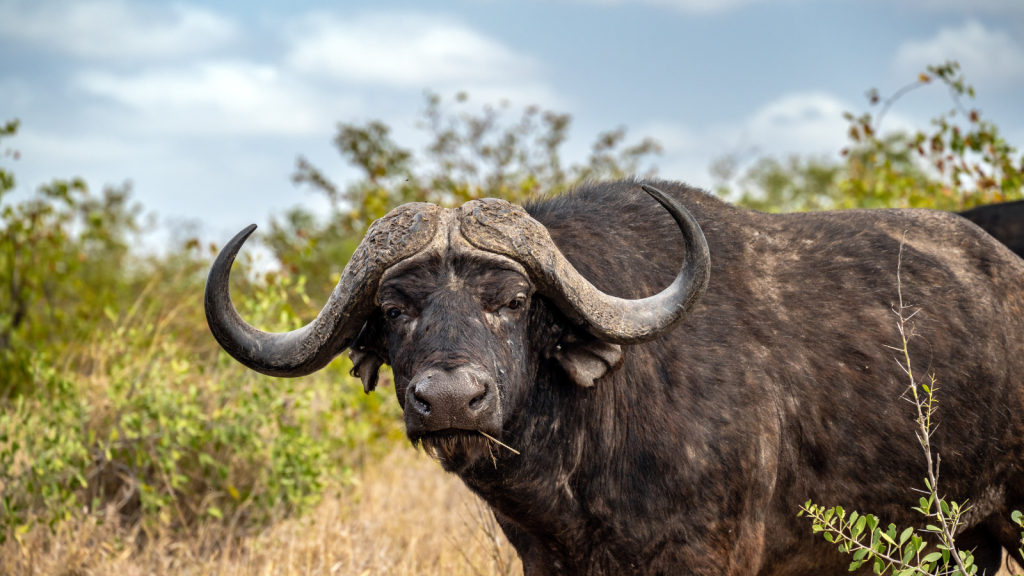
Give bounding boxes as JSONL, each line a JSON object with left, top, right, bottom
{"left": 478, "top": 431, "right": 521, "bottom": 455}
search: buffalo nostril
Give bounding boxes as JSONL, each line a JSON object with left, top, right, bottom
{"left": 468, "top": 390, "right": 488, "bottom": 411}
{"left": 412, "top": 390, "right": 431, "bottom": 414}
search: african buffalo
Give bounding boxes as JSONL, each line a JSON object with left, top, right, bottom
{"left": 959, "top": 199, "right": 1024, "bottom": 259}
{"left": 205, "top": 180, "right": 1024, "bottom": 575}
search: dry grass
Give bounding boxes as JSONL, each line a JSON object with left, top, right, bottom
{"left": 2, "top": 442, "right": 1020, "bottom": 576}
{"left": 0, "top": 445, "right": 521, "bottom": 576}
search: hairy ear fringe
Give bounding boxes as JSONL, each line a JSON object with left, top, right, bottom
{"left": 349, "top": 348, "right": 385, "bottom": 393}
{"left": 553, "top": 338, "right": 624, "bottom": 388}
{"left": 349, "top": 313, "right": 388, "bottom": 393}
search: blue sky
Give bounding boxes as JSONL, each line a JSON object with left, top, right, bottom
{"left": 1, "top": 0, "right": 1022, "bottom": 244}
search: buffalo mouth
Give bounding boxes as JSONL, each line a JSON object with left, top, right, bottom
{"left": 418, "top": 429, "right": 499, "bottom": 467}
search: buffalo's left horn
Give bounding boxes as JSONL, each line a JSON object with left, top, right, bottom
{"left": 204, "top": 203, "right": 443, "bottom": 377}
{"left": 458, "top": 184, "right": 710, "bottom": 344}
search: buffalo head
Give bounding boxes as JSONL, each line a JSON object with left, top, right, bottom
{"left": 204, "top": 185, "right": 710, "bottom": 468}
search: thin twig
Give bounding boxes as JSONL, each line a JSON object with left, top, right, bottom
{"left": 895, "top": 233, "right": 971, "bottom": 576}
{"left": 875, "top": 80, "right": 930, "bottom": 133}
{"left": 478, "top": 431, "right": 520, "bottom": 455}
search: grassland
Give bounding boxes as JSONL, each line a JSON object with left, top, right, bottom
{"left": 0, "top": 444, "right": 522, "bottom": 576}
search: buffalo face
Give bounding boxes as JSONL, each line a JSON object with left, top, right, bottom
{"left": 365, "top": 252, "right": 536, "bottom": 467}
{"left": 204, "top": 186, "right": 709, "bottom": 470}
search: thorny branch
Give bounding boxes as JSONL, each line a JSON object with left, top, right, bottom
{"left": 893, "top": 234, "right": 971, "bottom": 576}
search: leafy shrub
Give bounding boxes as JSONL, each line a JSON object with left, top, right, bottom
{"left": 0, "top": 364, "right": 90, "bottom": 538}
{"left": 0, "top": 122, "right": 403, "bottom": 542}
{"left": 714, "top": 62, "right": 1024, "bottom": 212}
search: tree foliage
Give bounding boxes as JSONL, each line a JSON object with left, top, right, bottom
{"left": 269, "top": 92, "right": 662, "bottom": 302}
{"left": 714, "top": 62, "right": 1024, "bottom": 212}
{"left": 0, "top": 122, "right": 403, "bottom": 544}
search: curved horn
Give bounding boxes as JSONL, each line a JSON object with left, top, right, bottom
{"left": 458, "top": 184, "right": 710, "bottom": 345}
{"left": 205, "top": 203, "right": 444, "bottom": 377}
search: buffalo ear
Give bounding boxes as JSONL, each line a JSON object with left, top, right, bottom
{"left": 349, "top": 312, "right": 388, "bottom": 394}
{"left": 349, "top": 348, "right": 385, "bottom": 393}
{"left": 552, "top": 336, "right": 624, "bottom": 388}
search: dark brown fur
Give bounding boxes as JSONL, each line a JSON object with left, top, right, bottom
{"left": 356, "top": 179, "right": 1024, "bottom": 575}
{"left": 959, "top": 199, "right": 1024, "bottom": 259}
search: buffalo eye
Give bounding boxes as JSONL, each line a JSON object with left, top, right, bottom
{"left": 505, "top": 295, "right": 526, "bottom": 311}
{"left": 386, "top": 307, "right": 403, "bottom": 320}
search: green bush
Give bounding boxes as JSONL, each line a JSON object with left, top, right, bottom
{"left": 0, "top": 121, "right": 403, "bottom": 542}
{"left": 714, "top": 62, "right": 1023, "bottom": 212}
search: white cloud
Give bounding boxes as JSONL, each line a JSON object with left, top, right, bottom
{"left": 69, "top": 10, "right": 560, "bottom": 138}
{"left": 0, "top": 0, "right": 236, "bottom": 61}
{"left": 741, "top": 92, "right": 854, "bottom": 155}
{"left": 574, "top": 0, "right": 1024, "bottom": 14}
{"left": 893, "top": 21, "right": 1024, "bottom": 86}
{"left": 891, "top": 0, "right": 1024, "bottom": 13}
{"left": 77, "top": 61, "right": 350, "bottom": 136}
{"left": 564, "top": 0, "right": 784, "bottom": 13}
{"left": 286, "top": 12, "right": 537, "bottom": 88}
{"left": 740, "top": 91, "right": 919, "bottom": 157}
{"left": 642, "top": 91, "right": 920, "bottom": 187}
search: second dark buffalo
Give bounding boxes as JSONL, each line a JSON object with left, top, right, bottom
{"left": 959, "top": 199, "right": 1024, "bottom": 258}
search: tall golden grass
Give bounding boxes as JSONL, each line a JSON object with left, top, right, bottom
{"left": 0, "top": 445, "right": 521, "bottom": 575}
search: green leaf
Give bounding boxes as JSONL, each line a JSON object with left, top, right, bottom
{"left": 899, "top": 526, "right": 912, "bottom": 545}
{"left": 853, "top": 515, "right": 867, "bottom": 539}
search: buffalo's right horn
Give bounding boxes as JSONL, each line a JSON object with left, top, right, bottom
{"left": 204, "top": 203, "right": 443, "bottom": 377}
{"left": 458, "top": 184, "right": 710, "bottom": 344}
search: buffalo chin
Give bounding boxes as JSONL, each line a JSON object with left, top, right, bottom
{"left": 418, "top": 430, "right": 493, "bottom": 471}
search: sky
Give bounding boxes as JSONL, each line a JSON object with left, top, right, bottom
{"left": 1, "top": 0, "right": 1022, "bottom": 245}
